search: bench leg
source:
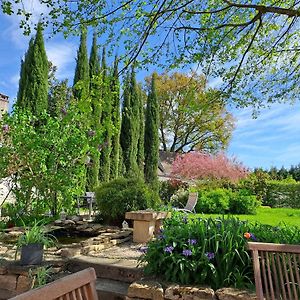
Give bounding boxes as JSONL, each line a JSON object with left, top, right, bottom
{"left": 132, "top": 220, "right": 155, "bottom": 243}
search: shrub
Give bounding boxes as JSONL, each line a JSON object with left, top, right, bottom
{"left": 95, "top": 177, "right": 159, "bottom": 225}
{"left": 159, "top": 179, "right": 189, "bottom": 203}
{"left": 196, "top": 188, "right": 231, "bottom": 214}
{"left": 140, "top": 214, "right": 253, "bottom": 289}
{"left": 229, "top": 189, "right": 261, "bottom": 215}
{"left": 170, "top": 188, "right": 189, "bottom": 208}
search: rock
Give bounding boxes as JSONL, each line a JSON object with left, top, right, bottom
{"left": 0, "top": 274, "right": 18, "bottom": 290}
{"left": 59, "top": 248, "right": 81, "bottom": 258}
{"left": 111, "top": 236, "right": 132, "bottom": 245}
{"left": 69, "top": 216, "right": 81, "bottom": 222}
{"left": 164, "top": 284, "right": 215, "bottom": 300}
{"left": 63, "top": 220, "right": 76, "bottom": 225}
{"left": 127, "top": 280, "right": 164, "bottom": 300}
{"left": 215, "top": 288, "right": 257, "bottom": 300}
{"left": 16, "top": 275, "right": 32, "bottom": 292}
{"left": 54, "top": 220, "right": 63, "bottom": 225}
{"left": 0, "top": 266, "right": 7, "bottom": 275}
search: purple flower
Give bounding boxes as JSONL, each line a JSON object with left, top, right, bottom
{"left": 205, "top": 252, "right": 215, "bottom": 260}
{"left": 188, "top": 239, "right": 197, "bottom": 245}
{"left": 164, "top": 246, "right": 174, "bottom": 254}
{"left": 182, "top": 249, "right": 192, "bottom": 257}
{"left": 158, "top": 234, "right": 165, "bottom": 240}
{"left": 61, "top": 108, "right": 67, "bottom": 115}
{"left": 2, "top": 124, "right": 9, "bottom": 133}
{"left": 139, "top": 246, "right": 148, "bottom": 253}
{"left": 250, "top": 233, "right": 257, "bottom": 241}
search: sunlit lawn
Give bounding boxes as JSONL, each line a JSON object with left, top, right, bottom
{"left": 193, "top": 206, "right": 300, "bottom": 227}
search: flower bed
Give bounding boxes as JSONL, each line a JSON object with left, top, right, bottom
{"left": 140, "top": 213, "right": 300, "bottom": 290}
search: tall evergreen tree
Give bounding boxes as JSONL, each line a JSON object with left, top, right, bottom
{"left": 99, "top": 48, "right": 113, "bottom": 182}
{"left": 144, "top": 73, "right": 160, "bottom": 187}
{"left": 73, "top": 28, "right": 89, "bottom": 100}
{"left": 137, "top": 84, "right": 145, "bottom": 174}
{"left": 120, "top": 68, "right": 140, "bottom": 176}
{"left": 86, "top": 32, "right": 102, "bottom": 190}
{"left": 16, "top": 23, "right": 48, "bottom": 115}
{"left": 110, "top": 57, "right": 121, "bottom": 179}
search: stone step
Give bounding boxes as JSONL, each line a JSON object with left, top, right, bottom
{"left": 67, "top": 255, "right": 143, "bottom": 283}
{"left": 96, "top": 278, "right": 130, "bottom": 300}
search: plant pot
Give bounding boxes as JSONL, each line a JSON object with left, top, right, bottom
{"left": 20, "top": 243, "right": 44, "bottom": 265}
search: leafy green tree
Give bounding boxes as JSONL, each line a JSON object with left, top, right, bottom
{"left": 6, "top": 1, "right": 300, "bottom": 108}
{"left": 110, "top": 57, "right": 121, "bottom": 179}
{"left": 146, "top": 72, "right": 234, "bottom": 153}
{"left": 144, "top": 73, "right": 159, "bottom": 187}
{"left": 120, "top": 68, "right": 140, "bottom": 176}
{"left": 16, "top": 23, "right": 48, "bottom": 115}
{"left": 73, "top": 29, "right": 89, "bottom": 100}
{"left": 0, "top": 105, "right": 90, "bottom": 216}
{"left": 99, "top": 48, "right": 113, "bottom": 182}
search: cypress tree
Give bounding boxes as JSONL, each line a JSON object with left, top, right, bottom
{"left": 99, "top": 48, "right": 112, "bottom": 182}
{"left": 120, "top": 68, "right": 139, "bottom": 176}
{"left": 73, "top": 28, "right": 89, "bottom": 100}
{"left": 110, "top": 57, "right": 121, "bottom": 179}
{"left": 137, "top": 84, "right": 145, "bottom": 174}
{"left": 16, "top": 23, "right": 49, "bottom": 115}
{"left": 144, "top": 73, "right": 160, "bottom": 187}
{"left": 86, "top": 32, "right": 102, "bottom": 190}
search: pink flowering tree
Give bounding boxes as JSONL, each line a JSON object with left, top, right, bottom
{"left": 171, "top": 151, "right": 249, "bottom": 182}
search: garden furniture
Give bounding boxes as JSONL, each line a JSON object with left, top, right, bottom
{"left": 125, "top": 210, "right": 170, "bottom": 242}
{"left": 173, "top": 192, "right": 198, "bottom": 213}
{"left": 248, "top": 241, "right": 300, "bottom": 300}
{"left": 9, "top": 267, "right": 98, "bottom": 300}
{"left": 77, "top": 192, "right": 95, "bottom": 220}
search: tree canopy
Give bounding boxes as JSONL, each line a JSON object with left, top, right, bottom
{"left": 2, "top": 1, "right": 300, "bottom": 109}
{"left": 146, "top": 72, "right": 234, "bottom": 153}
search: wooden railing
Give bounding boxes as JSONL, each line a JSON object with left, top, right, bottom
{"left": 248, "top": 242, "right": 300, "bottom": 300}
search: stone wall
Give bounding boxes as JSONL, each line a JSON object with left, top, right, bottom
{"left": 126, "top": 280, "right": 257, "bottom": 300}
{"left": 0, "top": 261, "right": 65, "bottom": 300}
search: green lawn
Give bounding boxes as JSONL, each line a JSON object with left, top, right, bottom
{"left": 194, "top": 206, "right": 300, "bottom": 227}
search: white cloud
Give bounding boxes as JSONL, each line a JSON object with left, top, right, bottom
{"left": 46, "top": 41, "right": 77, "bottom": 80}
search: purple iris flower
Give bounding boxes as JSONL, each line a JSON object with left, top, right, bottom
{"left": 205, "top": 252, "right": 215, "bottom": 260}
{"left": 188, "top": 239, "right": 197, "bottom": 245}
{"left": 164, "top": 246, "right": 174, "bottom": 254}
{"left": 182, "top": 249, "right": 192, "bottom": 257}
{"left": 250, "top": 233, "right": 257, "bottom": 241}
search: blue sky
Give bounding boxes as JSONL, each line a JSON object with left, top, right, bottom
{"left": 0, "top": 5, "right": 299, "bottom": 170}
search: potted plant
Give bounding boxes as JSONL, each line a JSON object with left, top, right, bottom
{"left": 16, "top": 220, "right": 57, "bottom": 265}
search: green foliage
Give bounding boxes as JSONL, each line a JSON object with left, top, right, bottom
{"left": 95, "top": 177, "right": 159, "bottom": 224}
{"left": 170, "top": 188, "right": 189, "bottom": 208}
{"left": 16, "top": 220, "right": 57, "bottom": 248}
{"left": 144, "top": 73, "right": 160, "bottom": 189}
{"left": 120, "top": 69, "right": 140, "bottom": 176}
{"left": 196, "top": 188, "right": 259, "bottom": 214}
{"left": 109, "top": 57, "right": 121, "bottom": 179}
{"left": 73, "top": 29, "right": 89, "bottom": 100}
{"left": 29, "top": 266, "right": 52, "bottom": 288}
{"left": 265, "top": 180, "right": 300, "bottom": 208}
{"left": 159, "top": 179, "right": 189, "bottom": 203}
{"left": 99, "top": 48, "right": 113, "bottom": 182}
{"left": 0, "top": 105, "right": 90, "bottom": 216}
{"left": 229, "top": 189, "right": 261, "bottom": 215}
{"left": 16, "top": 23, "right": 49, "bottom": 115}
{"left": 196, "top": 188, "right": 231, "bottom": 214}
{"left": 141, "top": 215, "right": 253, "bottom": 289}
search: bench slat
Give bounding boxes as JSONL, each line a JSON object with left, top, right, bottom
{"left": 10, "top": 268, "right": 98, "bottom": 300}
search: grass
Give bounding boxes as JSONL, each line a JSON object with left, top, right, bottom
{"left": 194, "top": 206, "right": 300, "bottom": 227}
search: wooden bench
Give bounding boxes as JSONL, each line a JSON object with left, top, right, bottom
{"left": 10, "top": 268, "right": 98, "bottom": 300}
{"left": 248, "top": 242, "right": 300, "bottom": 300}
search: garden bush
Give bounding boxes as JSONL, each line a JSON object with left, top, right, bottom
{"left": 196, "top": 188, "right": 231, "bottom": 214}
{"left": 140, "top": 214, "right": 300, "bottom": 289}
{"left": 95, "top": 177, "right": 159, "bottom": 225}
{"left": 229, "top": 189, "right": 261, "bottom": 215}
